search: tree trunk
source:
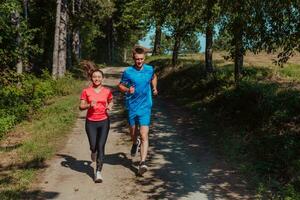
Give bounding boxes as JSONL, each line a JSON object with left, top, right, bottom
{"left": 11, "top": 11, "right": 23, "bottom": 74}
{"left": 22, "top": 0, "right": 29, "bottom": 71}
{"left": 152, "top": 23, "right": 162, "bottom": 56}
{"left": 172, "top": 35, "right": 181, "bottom": 67}
{"left": 67, "top": 29, "right": 72, "bottom": 69}
{"left": 52, "top": 0, "right": 62, "bottom": 78}
{"left": 234, "top": 23, "right": 244, "bottom": 85}
{"left": 107, "top": 17, "right": 113, "bottom": 64}
{"left": 58, "top": 0, "right": 67, "bottom": 78}
{"left": 205, "top": 0, "right": 214, "bottom": 73}
{"left": 123, "top": 48, "right": 127, "bottom": 63}
{"left": 72, "top": 0, "right": 81, "bottom": 62}
{"left": 23, "top": 0, "right": 28, "bottom": 20}
{"left": 205, "top": 23, "right": 213, "bottom": 73}
{"left": 72, "top": 30, "right": 80, "bottom": 61}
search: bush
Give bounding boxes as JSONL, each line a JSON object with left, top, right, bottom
{"left": 0, "top": 70, "right": 79, "bottom": 140}
{"left": 0, "top": 111, "right": 16, "bottom": 139}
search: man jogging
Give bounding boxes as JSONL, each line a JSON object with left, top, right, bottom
{"left": 118, "top": 45, "right": 158, "bottom": 175}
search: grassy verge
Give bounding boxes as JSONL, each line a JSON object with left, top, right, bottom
{"left": 0, "top": 78, "right": 85, "bottom": 200}
{"left": 149, "top": 53, "right": 300, "bottom": 199}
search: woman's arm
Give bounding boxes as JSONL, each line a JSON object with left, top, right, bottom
{"left": 107, "top": 100, "right": 113, "bottom": 111}
{"left": 79, "top": 99, "right": 91, "bottom": 110}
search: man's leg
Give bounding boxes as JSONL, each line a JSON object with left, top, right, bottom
{"left": 139, "top": 126, "right": 149, "bottom": 162}
{"left": 137, "top": 109, "right": 151, "bottom": 175}
{"left": 129, "top": 125, "right": 141, "bottom": 156}
{"left": 129, "top": 125, "right": 138, "bottom": 144}
{"left": 138, "top": 125, "right": 149, "bottom": 175}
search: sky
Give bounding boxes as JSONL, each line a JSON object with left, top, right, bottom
{"left": 138, "top": 30, "right": 206, "bottom": 53}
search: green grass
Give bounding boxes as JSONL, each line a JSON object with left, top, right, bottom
{"left": 0, "top": 79, "right": 85, "bottom": 200}
{"left": 279, "top": 64, "right": 300, "bottom": 80}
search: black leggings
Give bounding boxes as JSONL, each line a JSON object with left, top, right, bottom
{"left": 85, "top": 118, "right": 110, "bottom": 169}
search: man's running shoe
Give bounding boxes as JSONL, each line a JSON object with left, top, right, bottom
{"left": 91, "top": 152, "right": 96, "bottom": 162}
{"left": 94, "top": 170, "right": 103, "bottom": 183}
{"left": 138, "top": 161, "right": 148, "bottom": 175}
{"left": 130, "top": 138, "right": 141, "bottom": 157}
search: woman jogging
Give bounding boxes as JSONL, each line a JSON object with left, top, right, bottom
{"left": 79, "top": 66, "right": 113, "bottom": 183}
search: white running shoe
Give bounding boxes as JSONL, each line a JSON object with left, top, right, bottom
{"left": 94, "top": 170, "right": 103, "bottom": 183}
{"left": 91, "top": 152, "right": 96, "bottom": 162}
{"left": 138, "top": 161, "right": 148, "bottom": 175}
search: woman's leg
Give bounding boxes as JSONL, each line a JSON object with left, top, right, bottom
{"left": 85, "top": 120, "right": 98, "bottom": 153}
{"left": 96, "top": 118, "right": 110, "bottom": 171}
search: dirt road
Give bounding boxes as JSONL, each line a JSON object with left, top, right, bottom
{"left": 36, "top": 67, "right": 254, "bottom": 200}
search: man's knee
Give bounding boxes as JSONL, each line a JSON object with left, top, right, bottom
{"left": 140, "top": 126, "right": 149, "bottom": 141}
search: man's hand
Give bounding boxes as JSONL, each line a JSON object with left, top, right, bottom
{"left": 153, "top": 88, "right": 158, "bottom": 95}
{"left": 128, "top": 86, "right": 135, "bottom": 94}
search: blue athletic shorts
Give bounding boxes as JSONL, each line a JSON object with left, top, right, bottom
{"left": 128, "top": 109, "right": 151, "bottom": 126}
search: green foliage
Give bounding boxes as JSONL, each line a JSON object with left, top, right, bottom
{"left": 0, "top": 70, "right": 79, "bottom": 140}
{"left": 0, "top": 0, "right": 41, "bottom": 70}
{"left": 181, "top": 32, "right": 201, "bottom": 53}
{"left": 214, "top": 83, "right": 300, "bottom": 198}
{"left": 150, "top": 31, "right": 201, "bottom": 54}
{"left": 0, "top": 111, "right": 16, "bottom": 139}
{"left": 165, "top": 0, "right": 203, "bottom": 38}
{"left": 279, "top": 64, "right": 300, "bottom": 80}
{"left": 0, "top": 85, "right": 82, "bottom": 199}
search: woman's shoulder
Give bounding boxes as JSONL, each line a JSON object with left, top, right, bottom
{"left": 102, "top": 86, "right": 112, "bottom": 93}
{"left": 82, "top": 85, "right": 93, "bottom": 93}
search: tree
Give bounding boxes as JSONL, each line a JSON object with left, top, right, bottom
{"left": 219, "top": 0, "right": 246, "bottom": 84}
{"left": 12, "top": 10, "right": 23, "bottom": 74}
{"left": 71, "top": 0, "right": 82, "bottom": 63}
{"left": 180, "top": 32, "right": 201, "bottom": 54}
{"left": 58, "top": 0, "right": 67, "bottom": 77}
{"left": 149, "top": 0, "right": 170, "bottom": 55}
{"left": 52, "top": 0, "right": 68, "bottom": 78}
{"left": 0, "top": 0, "right": 39, "bottom": 72}
{"left": 219, "top": 0, "right": 265, "bottom": 84}
{"left": 218, "top": 0, "right": 300, "bottom": 84}
{"left": 165, "top": 0, "right": 203, "bottom": 66}
{"left": 150, "top": 31, "right": 173, "bottom": 54}
{"left": 52, "top": 0, "right": 62, "bottom": 78}
{"left": 258, "top": 1, "right": 300, "bottom": 65}
{"left": 204, "top": 0, "right": 220, "bottom": 74}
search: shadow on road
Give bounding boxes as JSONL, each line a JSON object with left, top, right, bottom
{"left": 134, "top": 97, "right": 255, "bottom": 200}
{"left": 23, "top": 190, "right": 59, "bottom": 200}
{"left": 104, "top": 152, "right": 139, "bottom": 175}
{"left": 109, "top": 90, "right": 254, "bottom": 199}
{"left": 57, "top": 154, "right": 94, "bottom": 180}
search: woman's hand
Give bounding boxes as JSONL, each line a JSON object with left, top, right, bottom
{"left": 90, "top": 100, "right": 97, "bottom": 108}
{"left": 106, "top": 101, "right": 113, "bottom": 111}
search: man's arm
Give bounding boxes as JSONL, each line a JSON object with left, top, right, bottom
{"left": 118, "top": 83, "right": 135, "bottom": 94}
{"left": 152, "top": 74, "right": 158, "bottom": 95}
